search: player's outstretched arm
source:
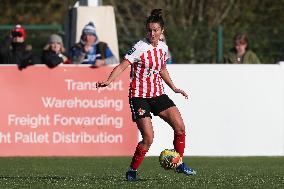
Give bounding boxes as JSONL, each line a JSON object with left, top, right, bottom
{"left": 160, "top": 66, "right": 188, "bottom": 99}
{"left": 96, "top": 59, "right": 130, "bottom": 88}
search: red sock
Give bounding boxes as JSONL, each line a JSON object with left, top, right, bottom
{"left": 130, "top": 143, "right": 148, "bottom": 170}
{"left": 173, "top": 132, "right": 185, "bottom": 157}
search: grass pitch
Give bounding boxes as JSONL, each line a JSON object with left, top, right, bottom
{"left": 0, "top": 157, "right": 283, "bottom": 189}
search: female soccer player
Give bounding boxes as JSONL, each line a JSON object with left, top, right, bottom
{"left": 96, "top": 9, "right": 196, "bottom": 181}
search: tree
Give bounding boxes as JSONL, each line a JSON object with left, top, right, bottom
{"left": 104, "top": 0, "right": 284, "bottom": 63}
{"left": 106, "top": 0, "right": 236, "bottom": 63}
{"left": 0, "top": 0, "right": 283, "bottom": 63}
{"left": 0, "top": 0, "right": 76, "bottom": 24}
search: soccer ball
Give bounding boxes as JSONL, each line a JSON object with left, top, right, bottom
{"left": 159, "top": 149, "right": 182, "bottom": 170}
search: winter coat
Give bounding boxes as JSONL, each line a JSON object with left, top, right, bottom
{"left": 41, "top": 49, "right": 70, "bottom": 68}
{"left": 0, "top": 36, "right": 38, "bottom": 69}
{"left": 223, "top": 49, "right": 261, "bottom": 64}
{"left": 70, "top": 41, "right": 116, "bottom": 65}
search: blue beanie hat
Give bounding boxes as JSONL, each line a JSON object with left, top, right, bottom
{"left": 82, "top": 22, "right": 97, "bottom": 37}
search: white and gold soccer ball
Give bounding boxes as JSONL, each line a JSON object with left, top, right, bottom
{"left": 159, "top": 149, "right": 182, "bottom": 170}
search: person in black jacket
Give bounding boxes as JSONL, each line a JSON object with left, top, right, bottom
{"left": 0, "top": 24, "right": 38, "bottom": 70}
{"left": 41, "top": 34, "right": 70, "bottom": 68}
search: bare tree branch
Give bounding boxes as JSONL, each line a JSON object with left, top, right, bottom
{"left": 110, "top": 0, "right": 130, "bottom": 36}
{"left": 189, "top": 0, "right": 197, "bottom": 25}
{"left": 198, "top": 0, "right": 205, "bottom": 22}
{"left": 217, "top": 0, "right": 235, "bottom": 24}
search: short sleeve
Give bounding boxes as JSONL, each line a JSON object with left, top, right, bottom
{"left": 164, "top": 46, "right": 170, "bottom": 62}
{"left": 124, "top": 42, "right": 140, "bottom": 64}
{"left": 161, "top": 45, "right": 170, "bottom": 67}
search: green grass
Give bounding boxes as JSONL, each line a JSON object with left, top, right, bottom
{"left": 0, "top": 157, "right": 283, "bottom": 189}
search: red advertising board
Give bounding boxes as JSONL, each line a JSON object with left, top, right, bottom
{"left": 0, "top": 65, "right": 137, "bottom": 156}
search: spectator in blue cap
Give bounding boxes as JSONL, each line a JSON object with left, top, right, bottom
{"left": 70, "top": 22, "right": 117, "bottom": 66}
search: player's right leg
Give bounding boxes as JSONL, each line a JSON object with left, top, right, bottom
{"left": 126, "top": 117, "right": 154, "bottom": 181}
{"left": 126, "top": 98, "right": 153, "bottom": 181}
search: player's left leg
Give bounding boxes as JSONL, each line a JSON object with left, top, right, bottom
{"left": 158, "top": 106, "right": 196, "bottom": 175}
{"left": 158, "top": 106, "right": 186, "bottom": 156}
{"left": 150, "top": 94, "right": 185, "bottom": 156}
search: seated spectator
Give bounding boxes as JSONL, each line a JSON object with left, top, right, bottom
{"left": 42, "top": 34, "right": 70, "bottom": 68}
{"left": 70, "top": 22, "right": 117, "bottom": 66}
{"left": 223, "top": 33, "right": 261, "bottom": 64}
{"left": 159, "top": 34, "right": 173, "bottom": 64}
{"left": 0, "top": 24, "right": 39, "bottom": 70}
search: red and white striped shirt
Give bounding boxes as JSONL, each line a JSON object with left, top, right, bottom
{"left": 125, "top": 38, "right": 169, "bottom": 98}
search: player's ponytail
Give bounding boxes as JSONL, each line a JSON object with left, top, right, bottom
{"left": 151, "top": 9, "right": 162, "bottom": 18}
{"left": 146, "top": 9, "right": 164, "bottom": 29}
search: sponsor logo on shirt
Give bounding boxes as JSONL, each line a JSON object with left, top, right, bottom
{"left": 127, "top": 47, "right": 136, "bottom": 55}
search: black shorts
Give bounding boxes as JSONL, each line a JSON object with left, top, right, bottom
{"left": 129, "top": 94, "right": 176, "bottom": 121}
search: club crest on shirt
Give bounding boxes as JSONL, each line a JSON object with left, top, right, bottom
{"left": 137, "top": 108, "right": 146, "bottom": 116}
{"left": 127, "top": 46, "right": 136, "bottom": 55}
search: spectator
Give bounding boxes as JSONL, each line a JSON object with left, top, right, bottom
{"left": 42, "top": 34, "right": 70, "bottom": 68}
{"left": 223, "top": 33, "right": 261, "bottom": 64}
{"left": 0, "top": 24, "right": 39, "bottom": 70}
{"left": 70, "top": 22, "right": 117, "bottom": 66}
{"left": 159, "top": 34, "right": 173, "bottom": 64}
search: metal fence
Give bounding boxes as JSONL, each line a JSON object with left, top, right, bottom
{"left": 117, "top": 25, "right": 284, "bottom": 64}
{"left": 1, "top": 24, "right": 283, "bottom": 64}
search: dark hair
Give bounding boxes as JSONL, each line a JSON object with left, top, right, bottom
{"left": 234, "top": 33, "right": 249, "bottom": 50}
{"left": 146, "top": 9, "right": 164, "bottom": 29}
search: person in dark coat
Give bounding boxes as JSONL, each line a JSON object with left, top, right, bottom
{"left": 0, "top": 24, "right": 38, "bottom": 70}
{"left": 41, "top": 34, "right": 70, "bottom": 68}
